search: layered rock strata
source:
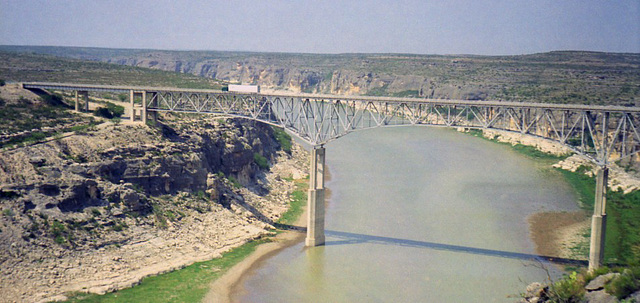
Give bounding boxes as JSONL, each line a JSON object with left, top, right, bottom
{"left": 0, "top": 115, "right": 308, "bottom": 302}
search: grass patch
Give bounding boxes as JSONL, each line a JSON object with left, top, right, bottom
{"left": 253, "top": 152, "right": 269, "bottom": 170}
{"left": 277, "top": 178, "right": 308, "bottom": 225}
{"left": 62, "top": 239, "right": 266, "bottom": 303}
{"left": 558, "top": 166, "right": 640, "bottom": 264}
{"left": 228, "top": 176, "right": 242, "bottom": 189}
{"left": 272, "top": 126, "right": 292, "bottom": 153}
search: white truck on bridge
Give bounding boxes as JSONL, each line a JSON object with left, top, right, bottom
{"left": 228, "top": 84, "right": 260, "bottom": 93}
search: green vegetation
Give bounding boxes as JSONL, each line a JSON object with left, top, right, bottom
{"left": 537, "top": 267, "right": 640, "bottom": 301}
{"left": 62, "top": 239, "right": 266, "bottom": 303}
{"left": 0, "top": 79, "right": 5, "bottom": 86}
{"left": 253, "top": 153, "right": 269, "bottom": 169}
{"left": 61, "top": 172, "right": 309, "bottom": 303}
{"left": 94, "top": 102, "right": 125, "bottom": 119}
{"left": 2, "top": 208, "right": 15, "bottom": 217}
{"left": 557, "top": 166, "right": 640, "bottom": 265}
{"left": 272, "top": 126, "right": 292, "bottom": 153}
{"left": 0, "top": 50, "right": 223, "bottom": 89}
{"left": 469, "top": 129, "right": 640, "bottom": 264}
{"left": 0, "top": 93, "right": 101, "bottom": 148}
{"left": 277, "top": 177, "right": 308, "bottom": 225}
{"left": 51, "top": 220, "right": 67, "bottom": 245}
{"left": 393, "top": 90, "right": 420, "bottom": 98}
{"left": 548, "top": 271, "right": 585, "bottom": 302}
{"left": 465, "top": 127, "right": 640, "bottom": 300}
{"left": 228, "top": 176, "right": 242, "bottom": 189}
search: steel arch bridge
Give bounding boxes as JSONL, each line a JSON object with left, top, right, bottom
{"left": 23, "top": 82, "right": 640, "bottom": 270}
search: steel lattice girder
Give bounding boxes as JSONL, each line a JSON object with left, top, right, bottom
{"left": 20, "top": 82, "right": 640, "bottom": 165}
{"left": 143, "top": 92, "right": 640, "bottom": 164}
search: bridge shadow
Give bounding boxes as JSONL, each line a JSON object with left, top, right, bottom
{"left": 324, "top": 229, "right": 588, "bottom": 266}
{"left": 230, "top": 199, "right": 586, "bottom": 267}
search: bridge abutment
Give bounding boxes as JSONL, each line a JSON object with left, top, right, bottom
{"left": 306, "top": 146, "right": 326, "bottom": 247}
{"left": 589, "top": 166, "right": 608, "bottom": 271}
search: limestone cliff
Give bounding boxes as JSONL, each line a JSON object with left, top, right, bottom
{"left": 0, "top": 108, "right": 308, "bottom": 302}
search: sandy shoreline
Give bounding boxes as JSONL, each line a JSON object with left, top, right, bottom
{"left": 202, "top": 222, "right": 307, "bottom": 303}
{"left": 528, "top": 210, "right": 591, "bottom": 261}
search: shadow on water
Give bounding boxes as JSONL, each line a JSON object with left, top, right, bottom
{"left": 324, "top": 229, "right": 588, "bottom": 266}
{"left": 232, "top": 198, "right": 586, "bottom": 266}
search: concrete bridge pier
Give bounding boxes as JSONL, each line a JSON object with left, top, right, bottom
{"left": 74, "top": 91, "right": 89, "bottom": 112}
{"left": 141, "top": 91, "right": 147, "bottom": 124}
{"left": 129, "top": 90, "right": 135, "bottom": 122}
{"left": 306, "top": 145, "right": 326, "bottom": 247}
{"left": 589, "top": 166, "right": 608, "bottom": 271}
{"left": 129, "top": 90, "right": 147, "bottom": 123}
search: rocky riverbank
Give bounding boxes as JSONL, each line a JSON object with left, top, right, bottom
{"left": 0, "top": 100, "right": 308, "bottom": 302}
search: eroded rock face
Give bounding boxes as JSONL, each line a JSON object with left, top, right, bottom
{"left": 0, "top": 116, "right": 305, "bottom": 302}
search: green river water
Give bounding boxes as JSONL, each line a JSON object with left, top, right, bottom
{"left": 235, "top": 126, "right": 579, "bottom": 302}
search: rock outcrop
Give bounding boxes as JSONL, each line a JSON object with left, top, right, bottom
{"left": 0, "top": 114, "right": 308, "bottom": 302}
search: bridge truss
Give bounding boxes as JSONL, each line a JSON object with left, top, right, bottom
{"left": 23, "top": 82, "right": 640, "bottom": 270}
{"left": 23, "top": 82, "right": 640, "bottom": 165}
{"left": 149, "top": 91, "right": 640, "bottom": 166}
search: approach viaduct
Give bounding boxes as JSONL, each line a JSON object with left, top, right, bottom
{"left": 23, "top": 82, "right": 640, "bottom": 271}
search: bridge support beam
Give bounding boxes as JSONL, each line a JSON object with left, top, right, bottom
{"left": 306, "top": 146, "right": 326, "bottom": 247}
{"left": 589, "top": 166, "right": 608, "bottom": 271}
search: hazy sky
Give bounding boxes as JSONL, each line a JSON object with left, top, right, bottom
{"left": 1, "top": 0, "right": 639, "bottom": 55}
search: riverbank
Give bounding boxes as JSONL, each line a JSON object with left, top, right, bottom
{"left": 202, "top": 198, "right": 307, "bottom": 302}
{"left": 205, "top": 128, "right": 609, "bottom": 302}
{"left": 204, "top": 168, "right": 331, "bottom": 302}
{"left": 466, "top": 128, "right": 640, "bottom": 264}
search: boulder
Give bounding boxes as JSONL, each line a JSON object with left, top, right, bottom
{"left": 585, "top": 273, "right": 620, "bottom": 291}
{"left": 584, "top": 290, "right": 618, "bottom": 303}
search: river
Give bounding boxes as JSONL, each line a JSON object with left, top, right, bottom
{"left": 234, "top": 126, "right": 579, "bottom": 302}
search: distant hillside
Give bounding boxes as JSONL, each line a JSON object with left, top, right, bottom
{"left": 0, "top": 48, "right": 223, "bottom": 89}
{"left": 1, "top": 45, "right": 639, "bottom": 105}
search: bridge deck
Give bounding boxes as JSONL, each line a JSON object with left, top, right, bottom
{"left": 22, "top": 81, "right": 640, "bottom": 113}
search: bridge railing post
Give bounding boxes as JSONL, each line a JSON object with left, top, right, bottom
{"left": 306, "top": 145, "right": 326, "bottom": 247}
{"left": 589, "top": 165, "right": 608, "bottom": 271}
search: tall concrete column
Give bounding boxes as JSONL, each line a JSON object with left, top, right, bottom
{"left": 141, "top": 91, "right": 147, "bottom": 124}
{"left": 82, "top": 91, "right": 89, "bottom": 112}
{"left": 75, "top": 91, "right": 89, "bottom": 112}
{"left": 589, "top": 166, "right": 608, "bottom": 271}
{"left": 74, "top": 91, "right": 79, "bottom": 112}
{"left": 306, "top": 146, "right": 326, "bottom": 247}
{"left": 129, "top": 90, "right": 135, "bottom": 122}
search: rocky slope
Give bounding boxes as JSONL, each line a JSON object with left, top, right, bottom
{"left": 0, "top": 98, "right": 308, "bottom": 302}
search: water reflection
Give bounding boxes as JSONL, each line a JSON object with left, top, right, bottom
{"left": 304, "top": 246, "right": 326, "bottom": 295}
